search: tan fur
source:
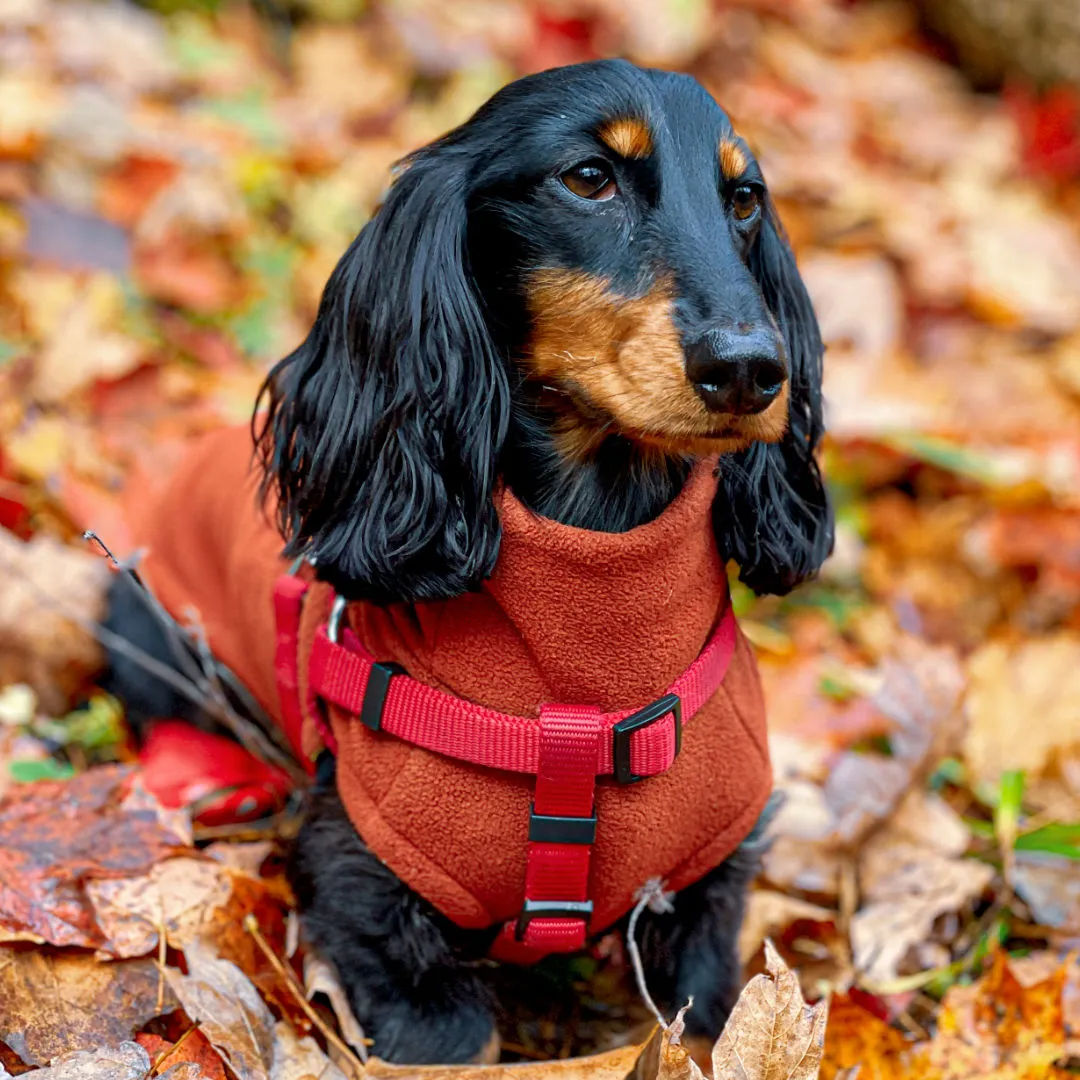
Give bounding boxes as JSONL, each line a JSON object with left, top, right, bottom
{"left": 525, "top": 269, "right": 788, "bottom": 461}
{"left": 719, "top": 139, "right": 748, "bottom": 181}
{"left": 598, "top": 116, "right": 654, "bottom": 159}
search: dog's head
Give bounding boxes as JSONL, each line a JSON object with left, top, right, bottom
{"left": 257, "top": 59, "right": 832, "bottom": 603}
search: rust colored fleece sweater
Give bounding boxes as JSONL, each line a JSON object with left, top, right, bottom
{"left": 135, "top": 426, "right": 772, "bottom": 935}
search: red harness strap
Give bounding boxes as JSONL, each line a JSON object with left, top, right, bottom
{"left": 274, "top": 574, "right": 739, "bottom": 959}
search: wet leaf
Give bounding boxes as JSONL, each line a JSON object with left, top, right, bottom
{"left": 0, "top": 765, "right": 192, "bottom": 949}
{"left": 0, "top": 951, "right": 175, "bottom": 1065}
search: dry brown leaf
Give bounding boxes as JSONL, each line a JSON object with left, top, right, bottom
{"left": 86, "top": 856, "right": 232, "bottom": 958}
{"left": 738, "top": 891, "right": 836, "bottom": 965}
{"left": 163, "top": 941, "right": 276, "bottom": 1080}
{"left": 965, "top": 633, "right": 1080, "bottom": 785}
{"left": 0, "top": 528, "right": 106, "bottom": 714}
{"left": 364, "top": 1043, "right": 649, "bottom": 1079}
{"left": 711, "top": 940, "right": 828, "bottom": 1080}
{"left": 0, "top": 950, "right": 175, "bottom": 1066}
{"left": 800, "top": 252, "right": 905, "bottom": 360}
{"left": 270, "top": 1021, "right": 348, "bottom": 1080}
{"left": 0, "top": 1042, "right": 154, "bottom": 1080}
{"left": 303, "top": 950, "right": 368, "bottom": 1059}
{"left": 852, "top": 833, "right": 994, "bottom": 987}
{"left": 654, "top": 1005, "right": 707, "bottom": 1080}
{"left": 1013, "top": 854, "right": 1080, "bottom": 933}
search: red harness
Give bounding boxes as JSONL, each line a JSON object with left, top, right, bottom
{"left": 273, "top": 571, "right": 739, "bottom": 961}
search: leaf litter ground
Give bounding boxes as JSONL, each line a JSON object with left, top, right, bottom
{"left": 1, "top": 0, "right": 1080, "bottom": 1076}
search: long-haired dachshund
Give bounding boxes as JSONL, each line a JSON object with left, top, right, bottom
{"left": 102, "top": 58, "right": 831, "bottom": 1064}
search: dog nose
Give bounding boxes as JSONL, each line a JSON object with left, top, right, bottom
{"left": 685, "top": 328, "right": 786, "bottom": 415}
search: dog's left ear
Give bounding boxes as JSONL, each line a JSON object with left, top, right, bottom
{"left": 255, "top": 140, "right": 510, "bottom": 604}
{"left": 715, "top": 205, "right": 834, "bottom": 595}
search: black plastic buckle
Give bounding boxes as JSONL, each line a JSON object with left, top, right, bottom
{"left": 359, "top": 661, "right": 406, "bottom": 732}
{"left": 515, "top": 898, "right": 593, "bottom": 940}
{"left": 611, "top": 692, "right": 682, "bottom": 784}
{"left": 529, "top": 804, "right": 597, "bottom": 845}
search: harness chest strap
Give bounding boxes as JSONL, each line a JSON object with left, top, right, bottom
{"left": 273, "top": 574, "right": 739, "bottom": 958}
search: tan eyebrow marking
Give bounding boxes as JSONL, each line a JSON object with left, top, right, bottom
{"left": 719, "top": 139, "right": 748, "bottom": 180}
{"left": 597, "top": 116, "right": 654, "bottom": 160}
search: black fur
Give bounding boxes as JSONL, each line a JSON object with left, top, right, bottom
{"left": 256, "top": 58, "right": 832, "bottom": 602}
{"left": 106, "top": 59, "right": 830, "bottom": 1065}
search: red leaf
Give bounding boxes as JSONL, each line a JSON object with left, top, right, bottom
{"left": 135, "top": 1029, "right": 227, "bottom": 1079}
{"left": 0, "top": 765, "right": 193, "bottom": 949}
{"left": 1006, "top": 83, "right": 1080, "bottom": 180}
{"left": 100, "top": 154, "right": 181, "bottom": 229}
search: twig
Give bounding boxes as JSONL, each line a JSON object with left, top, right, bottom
{"left": 149, "top": 1022, "right": 201, "bottom": 1076}
{"left": 0, "top": 543, "right": 307, "bottom": 786}
{"left": 626, "top": 877, "right": 675, "bottom": 1031}
{"left": 243, "top": 913, "right": 368, "bottom": 1076}
{"left": 156, "top": 891, "right": 167, "bottom": 1014}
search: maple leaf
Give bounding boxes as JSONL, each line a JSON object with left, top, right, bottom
{"left": 711, "top": 940, "right": 828, "bottom": 1080}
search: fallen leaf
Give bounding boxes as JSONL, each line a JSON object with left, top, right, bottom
{"left": 820, "top": 994, "right": 913, "bottom": 1080}
{"left": 1012, "top": 853, "right": 1080, "bottom": 933}
{"left": 711, "top": 940, "right": 828, "bottom": 1080}
{"left": 965, "top": 634, "right": 1080, "bottom": 786}
{"left": 0, "top": 765, "right": 192, "bottom": 949}
{"left": 653, "top": 1005, "right": 707, "bottom": 1080}
{"left": 908, "top": 950, "right": 1076, "bottom": 1078}
{"left": 270, "top": 1022, "right": 348, "bottom": 1080}
{"left": 163, "top": 940, "right": 276, "bottom": 1080}
{"left": 134, "top": 239, "right": 240, "bottom": 315}
{"left": 738, "top": 891, "right": 836, "bottom": 965}
{"left": 22, "top": 197, "right": 130, "bottom": 275}
{"left": 303, "top": 950, "right": 368, "bottom": 1059}
{"left": 0, "top": 1042, "right": 152, "bottom": 1080}
{"left": 0, "top": 951, "right": 174, "bottom": 1065}
{"left": 364, "top": 1043, "right": 648, "bottom": 1079}
{"left": 851, "top": 834, "right": 994, "bottom": 987}
{"left": 30, "top": 276, "right": 144, "bottom": 403}
{"left": 800, "top": 252, "right": 905, "bottom": 361}
{"left": 0, "top": 528, "right": 107, "bottom": 714}
{"left": 86, "top": 856, "right": 232, "bottom": 958}
{"left": 136, "top": 1032, "right": 225, "bottom": 1080}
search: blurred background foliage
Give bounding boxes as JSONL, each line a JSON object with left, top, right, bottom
{"left": 1, "top": 0, "right": 1080, "bottom": 1070}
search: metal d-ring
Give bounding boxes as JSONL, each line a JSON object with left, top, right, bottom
{"left": 327, "top": 595, "right": 348, "bottom": 644}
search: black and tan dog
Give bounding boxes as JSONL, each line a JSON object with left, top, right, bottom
{"left": 103, "top": 59, "right": 832, "bottom": 1064}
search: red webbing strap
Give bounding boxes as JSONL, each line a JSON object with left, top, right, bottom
{"left": 272, "top": 573, "right": 312, "bottom": 769}
{"left": 491, "top": 704, "right": 601, "bottom": 960}
{"left": 308, "top": 603, "right": 737, "bottom": 779}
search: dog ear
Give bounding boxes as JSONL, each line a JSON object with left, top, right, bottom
{"left": 714, "top": 205, "right": 834, "bottom": 595}
{"left": 255, "top": 145, "right": 510, "bottom": 604}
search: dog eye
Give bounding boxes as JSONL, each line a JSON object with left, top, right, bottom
{"left": 731, "top": 185, "right": 761, "bottom": 221}
{"left": 561, "top": 161, "right": 617, "bottom": 201}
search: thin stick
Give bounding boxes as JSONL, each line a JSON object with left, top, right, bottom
{"left": 156, "top": 891, "right": 167, "bottom": 1014}
{"left": 243, "top": 914, "right": 368, "bottom": 1076}
{"left": 0, "top": 546, "right": 307, "bottom": 785}
{"left": 626, "top": 878, "right": 674, "bottom": 1031}
{"left": 150, "top": 1022, "right": 201, "bottom": 1076}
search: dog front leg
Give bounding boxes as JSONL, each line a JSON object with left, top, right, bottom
{"left": 289, "top": 765, "right": 498, "bottom": 1065}
{"left": 632, "top": 842, "right": 761, "bottom": 1048}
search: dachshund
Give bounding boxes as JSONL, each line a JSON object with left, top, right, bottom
{"left": 102, "top": 58, "right": 831, "bottom": 1065}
